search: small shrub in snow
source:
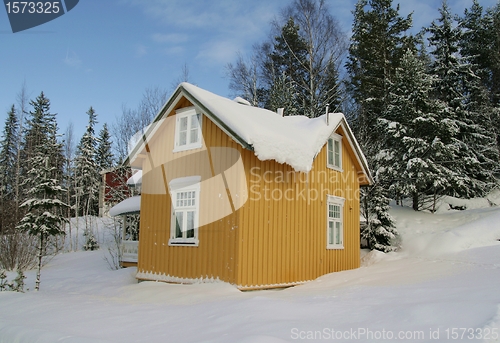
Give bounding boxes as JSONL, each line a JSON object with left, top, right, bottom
{"left": 0, "top": 231, "right": 38, "bottom": 271}
{"left": 12, "top": 269, "right": 26, "bottom": 292}
{"left": 0, "top": 270, "right": 7, "bottom": 291}
{"left": 0, "top": 269, "right": 26, "bottom": 292}
{"left": 83, "top": 230, "right": 99, "bottom": 251}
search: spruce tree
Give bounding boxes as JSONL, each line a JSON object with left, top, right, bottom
{"left": 459, "top": 0, "right": 491, "bottom": 89}
{"left": 0, "top": 105, "right": 19, "bottom": 198}
{"left": 346, "top": 0, "right": 414, "bottom": 147}
{"left": 377, "top": 49, "right": 458, "bottom": 211}
{"left": 347, "top": 0, "right": 413, "bottom": 251}
{"left": 96, "top": 123, "right": 114, "bottom": 172}
{"left": 459, "top": 1, "right": 500, "bottom": 166}
{"left": 264, "top": 17, "right": 308, "bottom": 113}
{"left": 318, "top": 60, "right": 342, "bottom": 112}
{"left": 267, "top": 71, "right": 300, "bottom": 115}
{"left": 74, "top": 107, "right": 100, "bottom": 250}
{"left": 16, "top": 132, "right": 68, "bottom": 291}
{"left": 361, "top": 183, "right": 399, "bottom": 252}
{"left": 21, "top": 93, "right": 64, "bottom": 193}
{"left": 74, "top": 107, "right": 100, "bottom": 216}
{"left": 21, "top": 93, "right": 51, "bottom": 161}
{"left": 0, "top": 105, "right": 19, "bottom": 233}
{"left": 489, "top": 4, "right": 500, "bottom": 105}
{"left": 428, "top": 1, "right": 498, "bottom": 197}
{"left": 487, "top": 4, "right": 500, "bottom": 153}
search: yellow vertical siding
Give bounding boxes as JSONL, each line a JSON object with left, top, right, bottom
{"left": 136, "top": 98, "right": 362, "bottom": 289}
{"left": 137, "top": 98, "right": 239, "bottom": 285}
{"left": 236, "top": 125, "right": 361, "bottom": 289}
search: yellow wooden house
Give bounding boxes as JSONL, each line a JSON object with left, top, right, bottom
{"left": 123, "top": 82, "right": 372, "bottom": 290}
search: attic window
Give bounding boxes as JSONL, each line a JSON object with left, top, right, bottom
{"left": 327, "top": 133, "right": 342, "bottom": 171}
{"left": 173, "top": 107, "right": 202, "bottom": 152}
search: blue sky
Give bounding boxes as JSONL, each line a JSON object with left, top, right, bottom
{"left": 0, "top": 0, "right": 497, "bottom": 144}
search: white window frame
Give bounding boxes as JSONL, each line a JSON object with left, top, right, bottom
{"left": 327, "top": 133, "right": 342, "bottom": 171}
{"left": 168, "top": 176, "right": 201, "bottom": 246}
{"left": 173, "top": 107, "right": 202, "bottom": 153}
{"left": 327, "top": 195, "right": 345, "bottom": 250}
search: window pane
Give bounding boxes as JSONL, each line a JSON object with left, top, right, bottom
{"left": 179, "top": 131, "right": 187, "bottom": 146}
{"left": 333, "top": 205, "right": 340, "bottom": 219}
{"left": 189, "top": 114, "right": 200, "bottom": 144}
{"left": 329, "top": 204, "right": 341, "bottom": 219}
{"left": 178, "top": 117, "right": 188, "bottom": 146}
{"left": 175, "top": 212, "right": 183, "bottom": 238}
{"left": 190, "top": 128, "right": 198, "bottom": 144}
{"left": 334, "top": 140, "right": 340, "bottom": 167}
{"left": 176, "top": 191, "right": 197, "bottom": 208}
{"left": 328, "top": 221, "right": 334, "bottom": 245}
{"left": 186, "top": 211, "right": 195, "bottom": 238}
{"left": 335, "top": 221, "right": 341, "bottom": 244}
{"left": 190, "top": 114, "right": 199, "bottom": 128}
{"left": 327, "top": 139, "right": 333, "bottom": 166}
{"left": 180, "top": 116, "right": 188, "bottom": 130}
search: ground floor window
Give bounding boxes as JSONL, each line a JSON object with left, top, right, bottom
{"left": 327, "top": 195, "right": 345, "bottom": 249}
{"left": 168, "top": 176, "right": 200, "bottom": 246}
{"left": 124, "top": 214, "right": 140, "bottom": 241}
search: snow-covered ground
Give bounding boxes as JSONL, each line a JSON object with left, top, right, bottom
{"left": 1, "top": 197, "right": 500, "bottom": 343}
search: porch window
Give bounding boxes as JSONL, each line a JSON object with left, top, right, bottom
{"left": 327, "top": 195, "right": 345, "bottom": 249}
{"left": 327, "top": 133, "right": 342, "bottom": 171}
{"left": 173, "top": 107, "right": 202, "bottom": 152}
{"left": 169, "top": 176, "right": 201, "bottom": 246}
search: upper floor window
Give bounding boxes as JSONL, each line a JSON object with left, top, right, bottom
{"left": 173, "top": 107, "right": 202, "bottom": 152}
{"left": 327, "top": 133, "right": 342, "bottom": 171}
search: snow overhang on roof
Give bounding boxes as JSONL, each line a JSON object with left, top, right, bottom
{"left": 127, "top": 170, "right": 142, "bottom": 186}
{"left": 109, "top": 196, "right": 141, "bottom": 217}
{"left": 125, "top": 82, "right": 373, "bottom": 184}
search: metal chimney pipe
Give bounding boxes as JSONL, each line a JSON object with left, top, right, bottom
{"left": 325, "top": 104, "right": 330, "bottom": 125}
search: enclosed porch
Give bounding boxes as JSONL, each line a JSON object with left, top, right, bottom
{"left": 109, "top": 196, "right": 141, "bottom": 267}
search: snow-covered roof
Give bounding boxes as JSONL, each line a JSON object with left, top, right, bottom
{"left": 127, "top": 170, "right": 142, "bottom": 186}
{"left": 127, "top": 83, "right": 372, "bottom": 181}
{"left": 109, "top": 196, "right": 141, "bottom": 216}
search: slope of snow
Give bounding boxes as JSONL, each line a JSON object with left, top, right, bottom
{"left": 126, "top": 170, "right": 142, "bottom": 186}
{"left": 182, "top": 82, "right": 344, "bottom": 172}
{"left": 1, "top": 205, "right": 500, "bottom": 343}
{"left": 108, "top": 196, "right": 141, "bottom": 217}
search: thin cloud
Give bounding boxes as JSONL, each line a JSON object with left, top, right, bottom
{"left": 64, "top": 50, "right": 82, "bottom": 68}
{"left": 196, "top": 39, "right": 240, "bottom": 65}
{"left": 135, "top": 44, "right": 148, "bottom": 57}
{"left": 152, "top": 33, "right": 189, "bottom": 44}
{"left": 125, "top": 0, "right": 279, "bottom": 42}
{"left": 164, "top": 46, "right": 185, "bottom": 56}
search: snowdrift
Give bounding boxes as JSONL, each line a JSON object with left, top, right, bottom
{"left": 0, "top": 199, "right": 499, "bottom": 343}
